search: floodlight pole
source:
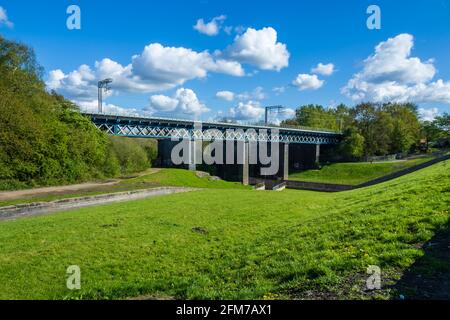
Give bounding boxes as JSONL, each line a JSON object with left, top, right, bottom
{"left": 98, "top": 83, "right": 103, "bottom": 113}
{"left": 98, "top": 78, "right": 113, "bottom": 113}
{"left": 265, "top": 105, "right": 284, "bottom": 125}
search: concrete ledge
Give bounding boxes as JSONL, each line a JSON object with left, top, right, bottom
{"left": 286, "top": 180, "right": 354, "bottom": 192}
{"left": 254, "top": 154, "right": 450, "bottom": 193}
{"left": 253, "top": 183, "right": 266, "bottom": 191}
{"left": 272, "top": 182, "right": 287, "bottom": 191}
{"left": 0, "top": 187, "right": 196, "bottom": 221}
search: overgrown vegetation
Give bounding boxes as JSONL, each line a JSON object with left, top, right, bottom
{"left": 0, "top": 161, "right": 448, "bottom": 299}
{"left": 283, "top": 103, "right": 449, "bottom": 161}
{"left": 0, "top": 36, "right": 156, "bottom": 190}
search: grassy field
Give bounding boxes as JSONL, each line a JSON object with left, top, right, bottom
{"left": 289, "top": 157, "right": 434, "bottom": 185}
{"left": 0, "top": 160, "right": 448, "bottom": 300}
{"left": 0, "top": 169, "right": 249, "bottom": 207}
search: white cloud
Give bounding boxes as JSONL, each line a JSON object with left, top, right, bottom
{"left": 228, "top": 101, "right": 295, "bottom": 124}
{"left": 194, "top": 15, "right": 226, "bottom": 36}
{"left": 0, "top": 6, "right": 13, "bottom": 28}
{"left": 229, "top": 101, "right": 265, "bottom": 121}
{"left": 46, "top": 43, "right": 244, "bottom": 103}
{"left": 418, "top": 107, "right": 440, "bottom": 121}
{"left": 342, "top": 33, "right": 450, "bottom": 104}
{"left": 311, "top": 63, "right": 335, "bottom": 76}
{"left": 237, "top": 86, "right": 267, "bottom": 101}
{"left": 47, "top": 65, "right": 98, "bottom": 101}
{"left": 77, "top": 99, "right": 148, "bottom": 117}
{"left": 149, "top": 88, "right": 209, "bottom": 116}
{"left": 224, "top": 27, "right": 290, "bottom": 71}
{"left": 292, "top": 74, "right": 324, "bottom": 91}
{"left": 149, "top": 95, "right": 179, "bottom": 112}
{"left": 216, "top": 91, "right": 235, "bottom": 101}
{"left": 132, "top": 43, "right": 244, "bottom": 84}
{"left": 273, "top": 86, "right": 286, "bottom": 95}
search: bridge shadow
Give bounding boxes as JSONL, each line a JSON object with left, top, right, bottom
{"left": 392, "top": 218, "right": 450, "bottom": 300}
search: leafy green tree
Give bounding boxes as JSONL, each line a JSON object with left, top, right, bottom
{"left": 339, "top": 128, "right": 365, "bottom": 160}
{"left": 383, "top": 103, "right": 421, "bottom": 153}
{"left": 283, "top": 104, "right": 342, "bottom": 131}
{"left": 109, "top": 137, "right": 150, "bottom": 174}
{"left": 435, "top": 113, "right": 450, "bottom": 135}
{"left": 0, "top": 35, "right": 163, "bottom": 190}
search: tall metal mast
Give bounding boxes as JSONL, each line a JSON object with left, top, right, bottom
{"left": 264, "top": 105, "right": 284, "bottom": 125}
{"left": 97, "top": 78, "right": 113, "bottom": 113}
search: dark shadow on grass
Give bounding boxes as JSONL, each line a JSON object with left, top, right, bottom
{"left": 393, "top": 219, "right": 450, "bottom": 300}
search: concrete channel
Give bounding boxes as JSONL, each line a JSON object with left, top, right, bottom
{"left": 0, "top": 187, "right": 196, "bottom": 221}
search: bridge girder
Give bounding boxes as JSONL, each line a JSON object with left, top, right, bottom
{"left": 95, "top": 123, "right": 340, "bottom": 145}
{"left": 85, "top": 113, "right": 341, "bottom": 145}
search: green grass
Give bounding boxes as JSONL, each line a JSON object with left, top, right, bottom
{"left": 0, "top": 161, "right": 449, "bottom": 300}
{"left": 0, "top": 169, "right": 249, "bottom": 207}
{"left": 289, "top": 157, "right": 434, "bottom": 185}
{"left": 120, "top": 169, "right": 249, "bottom": 190}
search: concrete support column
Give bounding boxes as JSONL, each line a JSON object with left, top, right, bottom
{"left": 242, "top": 141, "right": 249, "bottom": 185}
{"left": 315, "top": 144, "right": 321, "bottom": 164}
{"left": 283, "top": 143, "right": 289, "bottom": 181}
{"left": 189, "top": 139, "right": 202, "bottom": 171}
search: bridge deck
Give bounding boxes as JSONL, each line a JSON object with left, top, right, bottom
{"left": 83, "top": 112, "right": 342, "bottom": 145}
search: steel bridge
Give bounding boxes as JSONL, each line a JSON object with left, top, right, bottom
{"left": 83, "top": 113, "right": 342, "bottom": 145}
{"left": 83, "top": 112, "right": 343, "bottom": 185}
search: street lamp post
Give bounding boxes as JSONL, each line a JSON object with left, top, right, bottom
{"left": 97, "top": 78, "right": 113, "bottom": 113}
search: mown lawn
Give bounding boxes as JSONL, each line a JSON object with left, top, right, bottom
{"left": 289, "top": 157, "right": 434, "bottom": 185}
{"left": 0, "top": 161, "right": 449, "bottom": 300}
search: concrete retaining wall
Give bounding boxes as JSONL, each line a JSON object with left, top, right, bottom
{"left": 253, "top": 154, "right": 450, "bottom": 193}
{"left": 0, "top": 187, "right": 195, "bottom": 221}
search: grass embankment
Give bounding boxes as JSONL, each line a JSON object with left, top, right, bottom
{"left": 0, "top": 169, "right": 249, "bottom": 207}
{"left": 0, "top": 160, "right": 449, "bottom": 300}
{"left": 289, "top": 157, "right": 434, "bottom": 185}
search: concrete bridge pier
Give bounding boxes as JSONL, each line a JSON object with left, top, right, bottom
{"left": 241, "top": 141, "right": 249, "bottom": 185}
{"left": 283, "top": 143, "right": 289, "bottom": 181}
{"left": 189, "top": 139, "right": 202, "bottom": 171}
{"left": 315, "top": 144, "right": 321, "bottom": 166}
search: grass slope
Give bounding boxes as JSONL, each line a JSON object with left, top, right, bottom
{"left": 289, "top": 157, "right": 433, "bottom": 185}
{"left": 0, "top": 161, "right": 449, "bottom": 300}
{"left": 120, "top": 169, "right": 249, "bottom": 190}
{"left": 0, "top": 169, "right": 249, "bottom": 207}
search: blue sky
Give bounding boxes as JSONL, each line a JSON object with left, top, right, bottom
{"left": 1, "top": 0, "right": 450, "bottom": 122}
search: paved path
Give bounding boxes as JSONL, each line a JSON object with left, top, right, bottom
{"left": 0, "top": 169, "right": 161, "bottom": 201}
{"left": 0, "top": 187, "right": 195, "bottom": 221}
{"left": 0, "top": 181, "right": 121, "bottom": 201}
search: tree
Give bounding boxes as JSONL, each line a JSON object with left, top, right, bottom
{"left": 435, "top": 113, "right": 450, "bottom": 135}
{"left": 382, "top": 103, "right": 421, "bottom": 153}
{"left": 0, "top": 36, "right": 123, "bottom": 189}
{"left": 340, "top": 128, "right": 365, "bottom": 160}
{"left": 282, "top": 104, "right": 342, "bottom": 131}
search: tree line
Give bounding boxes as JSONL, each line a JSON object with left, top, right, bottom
{"left": 282, "top": 103, "right": 449, "bottom": 161}
{"left": 0, "top": 36, "right": 157, "bottom": 190}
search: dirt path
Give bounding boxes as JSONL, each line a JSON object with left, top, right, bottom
{"left": 0, "top": 169, "right": 161, "bottom": 201}
{"left": 0, "top": 187, "right": 195, "bottom": 221}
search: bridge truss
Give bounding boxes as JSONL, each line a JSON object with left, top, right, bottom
{"left": 85, "top": 113, "right": 341, "bottom": 145}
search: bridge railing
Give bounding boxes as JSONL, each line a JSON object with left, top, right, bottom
{"left": 82, "top": 111, "right": 342, "bottom": 135}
